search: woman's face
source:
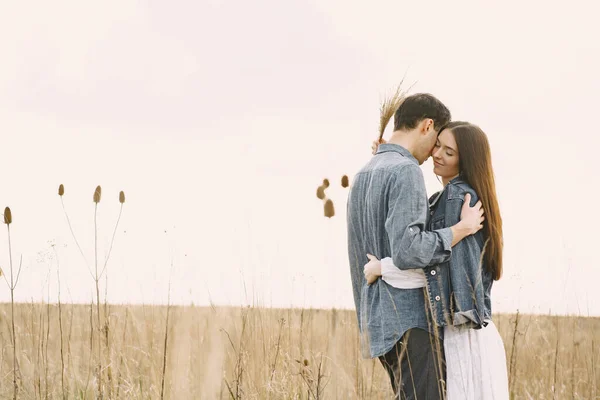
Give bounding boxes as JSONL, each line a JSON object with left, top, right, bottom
{"left": 432, "top": 129, "right": 460, "bottom": 180}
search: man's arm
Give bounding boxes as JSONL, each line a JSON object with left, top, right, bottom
{"left": 384, "top": 165, "right": 483, "bottom": 270}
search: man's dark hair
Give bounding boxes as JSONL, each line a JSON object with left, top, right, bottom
{"left": 393, "top": 93, "right": 451, "bottom": 132}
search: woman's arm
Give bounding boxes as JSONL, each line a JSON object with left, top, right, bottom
{"left": 364, "top": 255, "right": 427, "bottom": 288}
{"left": 445, "top": 191, "right": 487, "bottom": 327}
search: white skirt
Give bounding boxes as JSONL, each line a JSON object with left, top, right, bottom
{"left": 444, "top": 320, "right": 509, "bottom": 400}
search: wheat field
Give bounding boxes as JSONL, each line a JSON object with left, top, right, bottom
{"left": 0, "top": 303, "right": 598, "bottom": 399}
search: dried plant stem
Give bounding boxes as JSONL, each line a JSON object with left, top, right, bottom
{"left": 104, "top": 284, "right": 113, "bottom": 400}
{"left": 298, "top": 354, "right": 329, "bottom": 400}
{"left": 315, "top": 355, "right": 329, "bottom": 399}
{"left": 36, "top": 304, "right": 43, "bottom": 399}
{"left": 553, "top": 317, "right": 560, "bottom": 399}
{"left": 59, "top": 187, "right": 125, "bottom": 399}
{"left": 222, "top": 310, "right": 249, "bottom": 400}
{"left": 83, "top": 299, "right": 94, "bottom": 396}
{"left": 6, "top": 225, "right": 23, "bottom": 400}
{"left": 60, "top": 198, "right": 93, "bottom": 278}
{"left": 571, "top": 319, "right": 576, "bottom": 399}
{"left": 93, "top": 202, "right": 104, "bottom": 399}
{"left": 54, "top": 247, "right": 67, "bottom": 400}
{"left": 10, "top": 277, "right": 18, "bottom": 400}
{"left": 592, "top": 337, "right": 597, "bottom": 399}
{"left": 27, "top": 300, "right": 37, "bottom": 399}
{"left": 235, "top": 311, "right": 249, "bottom": 399}
{"left": 44, "top": 289, "right": 50, "bottom": 400}
{"left": 509, "top": 309, "right": 520, "bottom": 397}
{"left": 66, "top": 300, "right": 74, "bottom": 387}
{"left": 352, "top": 327, "right": 362, "bottom": 397}
{"left": 300, "top": 309, "right": 305, "bottom": 357}
{"left": 115, "top": 308, "right": 129, "bottom": 399}
{"left": 99, "top": 203, "right": 123, "bottom": 279}
{"left": 36, "top": 303, "right": 43, "bottom": 399}
{"left": 369, "top": 358, "right": 376, "bottom": 398}
{"left": 269, "top": 318, "right": 285, "bottom": 384}
{"left": 160, "top": 271, "right": 173, "bottom": 400}
{"left": 58, "top": 299, "right": 66, "bottom": 399}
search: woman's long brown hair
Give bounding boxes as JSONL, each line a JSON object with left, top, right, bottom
{"left": 442, "top": 121, "right": 503, "bottom": 280}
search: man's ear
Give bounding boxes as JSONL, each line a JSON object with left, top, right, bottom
{"left": 419, "top": 118, "right": 434, "bottom": 135}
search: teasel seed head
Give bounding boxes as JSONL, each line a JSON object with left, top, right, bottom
{"left": 58, "top": 184, "right": 65, "bottom": 196}
{"left": 322, "top": 179, "right": 330, "bottom": 188}
{"left": 4, "top": 207, "right": 12, "bottom": 225}
{"left": 324, "top": 199, "right": 335, "bottom": 218}
{"left": 341, "top": 175, "right": 349, "bottom": 188}
{"left": 316, "top": 185, "right": 325, "bottom": 200}
{"left": 93, "top": 186, "right": 102, "bottom": 203}
{"left": 119, "top": 191, "right": 125, "bottom": 204}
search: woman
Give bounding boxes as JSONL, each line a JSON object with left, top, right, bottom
{"left": 366, "top": 122, "right": 509, "bottom": 399}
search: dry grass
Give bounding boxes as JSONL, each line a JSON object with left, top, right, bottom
{"left": 378, "top": 81, "right": 411, "bottom": 142}
{"left": 0, "top": 304, "right": 598, "bottom": 399}
{"left": 1, "top": 174, "right": 597, "bottom": 399}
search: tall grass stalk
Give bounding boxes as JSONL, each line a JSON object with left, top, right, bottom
{"left": 3, "top": 207, "right": 22, "bottom": 400}
{"left": 553, "top": 316, "right": 560, "bottom": 399}
{"left": 93, "top": 189, "right": 103, "bottom": 399}
{"left": 160, "top": 265, "right": 172, "bottom": 400}
{"left": 508, "top": 309, "right": 520, "bottom": 397}
{"left": 54, "top": 246, "right": 67, "bottom": 400}
{"left": 58, "top": 184, "right": 125, "bottom": 398}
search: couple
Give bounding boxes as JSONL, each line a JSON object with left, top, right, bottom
{"left": 346, "top": 93, "right": 509, "bottom": 399}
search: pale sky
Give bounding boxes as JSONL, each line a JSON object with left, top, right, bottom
{"left": 0, "top": 0, "right": 598, "bottom": 316}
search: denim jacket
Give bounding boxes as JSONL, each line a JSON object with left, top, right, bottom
{"left": 424, "top": 176, "right": 493, "bottom": 329}
{"left": 347, "top": 144, "right": 453, "bottom": 358}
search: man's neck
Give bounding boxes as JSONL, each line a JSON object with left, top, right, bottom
{"left": 387, "top": 130, "right": 417, "bottom": 156}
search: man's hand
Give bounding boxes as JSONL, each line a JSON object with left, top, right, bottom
{"left": 459, "top": 193, "right": 485, "bottom": 234}
{"left": 450, "top": 193, "right": 485, "bottom": 246}
{"left": 363, "top": 254, "right": 382, "bottom": 285}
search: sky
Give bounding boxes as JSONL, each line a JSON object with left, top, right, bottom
{"left": 0, "top": 0, "right": 598, "bottom": 316}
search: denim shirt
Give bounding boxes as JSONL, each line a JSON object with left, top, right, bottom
{"left": 424, "top": 176, "right": 493, "bottom": 329}
{"left": 346, "top": 144, "right": 453, "bottom": 358}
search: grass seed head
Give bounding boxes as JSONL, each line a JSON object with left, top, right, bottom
{"left": 0, "top": 267, "right": 3, "bottom": 277}
{"left": 379, "top": 81, "right": 410, "bottom": 141}
{"left": 324, "top": 199, "right": 335, "bottom": 218}
{"left": 58, "top": 184, "right": 65, "bottom": 196}
{"left": 119, "top": 191, "right": 125, "bottom": 204}
{"left": 3, "top": 207, "right": 12, "bottom": 224}
{"left": 93, "top": 186, "right": 102, "bottom": 203}
{"left": 341, "top": 175, "right": 349, "bottom": 188}
{"left": 316, "top": 185, "right": 325, "bottom": 200}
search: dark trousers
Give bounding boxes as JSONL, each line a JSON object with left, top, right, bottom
{"left": 378, "top": 328, "right": 446, "bottom": 400}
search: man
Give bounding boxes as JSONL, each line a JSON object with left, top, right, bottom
{"left": 346, "top": 93, "right": 484, "bottom": 399}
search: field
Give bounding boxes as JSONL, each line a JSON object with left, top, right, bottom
{"left": 0, "top": 304, "right": 598, "bottom": 399}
